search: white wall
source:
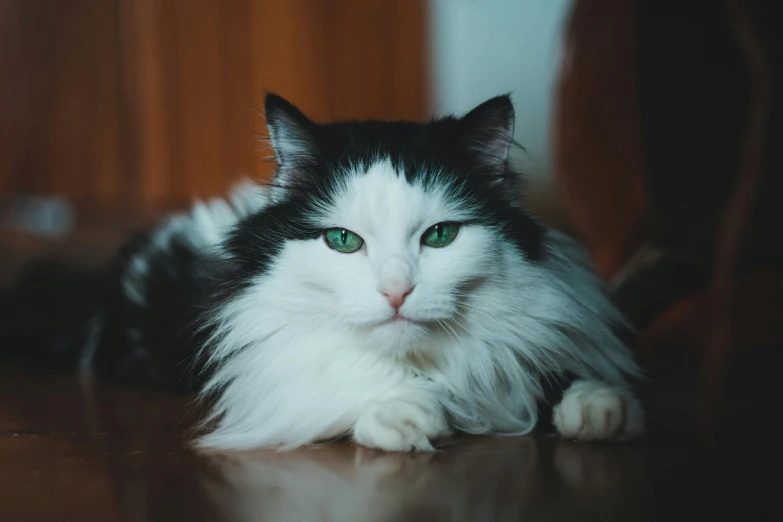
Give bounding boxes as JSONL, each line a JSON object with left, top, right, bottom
{"left": 429, "top": 0, "right": 573, "bottom": 188}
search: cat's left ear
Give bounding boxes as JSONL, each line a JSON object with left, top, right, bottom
{"left": 460, "top": 94, "right": 515, "bottom": 170}
{"left": 265, "top": 93, "right": 319, "bottom": 168}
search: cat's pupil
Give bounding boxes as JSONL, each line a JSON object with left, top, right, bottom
{"left": 436, "top": 224, "right": 443, "bottom": 239}
{"left": 341, "top": 229, "right": 347, "bottom": 243}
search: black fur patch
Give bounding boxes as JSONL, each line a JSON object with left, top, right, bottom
{"left": 94, "top": 227, "right": 229, "bottom": 392}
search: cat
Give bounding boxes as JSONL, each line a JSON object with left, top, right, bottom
{"left": 0, "top": 93, "right": 645, "bottom": 452}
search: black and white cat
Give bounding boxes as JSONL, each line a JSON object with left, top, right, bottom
{"left": 2, "top": 94, "right": 644, "bottom": 452}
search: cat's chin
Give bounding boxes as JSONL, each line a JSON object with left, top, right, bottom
{"left": 368, "top": 316, "right": 430, "bottom": 348}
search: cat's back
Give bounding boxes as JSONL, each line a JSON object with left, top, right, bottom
{"left": 93, "top": 183, "right": 267, "bottom": 391}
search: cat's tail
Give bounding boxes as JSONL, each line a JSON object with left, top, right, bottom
{"left": 0, "top": 258, "right": 106, "bottom": 372}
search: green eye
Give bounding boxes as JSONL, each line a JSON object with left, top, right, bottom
{"left": 324, "top": 228, "right": 364, "bottom": 253}
{"left": 421, "top": 222, "right": 460, "bottom": 248}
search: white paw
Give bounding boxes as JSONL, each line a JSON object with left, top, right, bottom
{"left": 353, "top": 396, "right": 451, "bottom": 452}
{"left": 553, "top": 380, "right": 645, "bottom": 442}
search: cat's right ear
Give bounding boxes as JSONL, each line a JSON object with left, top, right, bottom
{"left": 265, "top": 93, "right": 318, "bottom": 168}
{"left": 460, "top": 94, "right": 515, "bottom": 171}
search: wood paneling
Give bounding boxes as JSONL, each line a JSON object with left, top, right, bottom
{"left": 0, "top": 0, "right": 123, "bottom": 204}
{"left": 0, "top": 0, "right": 428, "bottom": 211}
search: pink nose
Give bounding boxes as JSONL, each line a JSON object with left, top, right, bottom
{"left": 381, "top": 286, "right": 414, "bottom": 310}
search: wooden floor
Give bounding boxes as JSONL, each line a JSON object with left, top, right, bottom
{"left": 0, "top": 366, "right": 773, "bottom": 522}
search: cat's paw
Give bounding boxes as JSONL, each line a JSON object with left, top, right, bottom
{"left": 353, "top": 396, "right": 451, "bottom": 452}
{"left": 553, "top": 380, "right": 645, "bottom": 442}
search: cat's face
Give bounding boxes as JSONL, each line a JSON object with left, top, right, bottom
{"left": 276, "top": 159, "right": 502, "bottom": 349}
{"left": 226, "top": 94, "right": 542, "bottom": 354}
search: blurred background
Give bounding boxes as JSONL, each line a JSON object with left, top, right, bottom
{"left": 0, "top": 0, "right": 572, "bottom": 219}
{"left": 0, "top": 0, "right": 573, "bottom": 280}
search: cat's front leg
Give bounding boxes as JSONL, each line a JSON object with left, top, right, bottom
{"left": 353, "top": 392, "right": 451, "bottom": 452}
{"left": 553, "top": 380, "right": 645, "bottom": 442}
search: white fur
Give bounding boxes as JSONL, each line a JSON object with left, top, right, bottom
{"left": 194, "top": 161, "right": 644, "bottom": 451}
{"left": 553, "top": 380, "right": 645, "bottom": 441}
{"left": 353, "top": 393, "right": 452, "bottom": 452}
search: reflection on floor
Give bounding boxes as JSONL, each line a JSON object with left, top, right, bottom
{"left": 0, "top": 367, "right": 772, "bottom": 522}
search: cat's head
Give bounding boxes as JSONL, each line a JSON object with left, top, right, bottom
{"left": 226, "top": 94, "right": 543, "bottom": 354}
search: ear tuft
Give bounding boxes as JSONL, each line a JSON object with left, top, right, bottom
{"left": 265, "top": 93, "right": 318, "bottom": 167}
{"left": 461, "top": 94, "right": 516, "bottom": 168}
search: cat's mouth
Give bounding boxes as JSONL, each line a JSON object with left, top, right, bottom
{"left": 368, "top": 312, "right": 433, "bottom": 329}
{"left": 382, "top": 313, "right": 429, "bottom": 327}
{"left": 376, "top": 312, "right": 416, "bottom": 325}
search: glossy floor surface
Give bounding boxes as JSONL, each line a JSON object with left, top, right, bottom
{"left": 0, "top": 367, "right": 772, "bottom": 522}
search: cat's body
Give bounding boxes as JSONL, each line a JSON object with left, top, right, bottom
{"left": 1, "top": 94, "right": 645, "bottom": 451}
